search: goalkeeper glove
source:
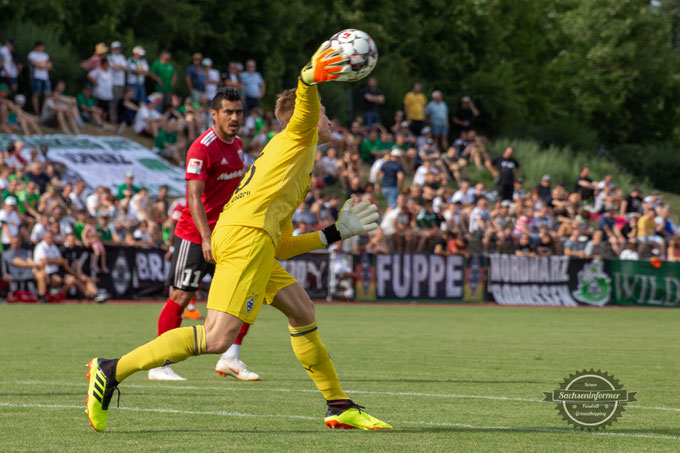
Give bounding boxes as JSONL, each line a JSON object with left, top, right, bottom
{"left": 300, "top": 41, "right": 352, "bottom": 85}
{"left": 320, "top": 200, "right": 380, "bottom": 246}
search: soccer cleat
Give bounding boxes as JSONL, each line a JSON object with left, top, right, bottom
{"left": 324, "top": 401, "right": 393, "bottom": 430}
{"left": 183, "top": 308, "right": 203, "bottom": 320}
{"left": 215, "top": 357, "right": 260, "bottom": 381}
{"left": 148, "top": 365, "right": 186, "bottom": 381}
{"left": 85, "top": 358, "right": 120, "bottom": 432}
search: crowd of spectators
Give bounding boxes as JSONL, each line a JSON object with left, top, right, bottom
{"left": 2, "top": 36, "right": 680, "bottom": 280}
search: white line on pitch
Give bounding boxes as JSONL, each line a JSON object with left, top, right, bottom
{"left": 0, "top": 402, "right": 678, "bottom": 441}
{"left": 8, "top": 380, "right": 680, "bottom": 413}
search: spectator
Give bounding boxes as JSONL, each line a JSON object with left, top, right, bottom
{"left": 574, "top": 166, "right": 596, "bottom": 202}
{"left": 361, "top": 76, "right": 384, "bottom": 130}
{"left": 116, "top": 86, "right": 139, "bottom": 132}
{"left": 224, "top": 61, "right": 242, "bottom": 94}
{"left": 203, "top": 58, "right": 220, "bottom": 102}
{"left": 80, "top": 42, "right": 108, "bottom": 72}
{"left": 241, "top": 59, "right": 265, "bottom": 113}
{"left": 0, "top": 196, "right": 21, "bottom": 248}
{"left": 452, "top": 96, "right": 480, "bottom": 132}
{"left": 128, "top": 187, "right": 149, "bottom": 223}
{"left": 563, "top": 229, "right": 586, "bottom": 258}
{"left": 403, "top": 82, "right": 427, "bottom": 136}
{"left": 154, "top": 117, "right": 185, "bottom": 165}
{"left": 133, "top": 220, "right": 150, "bottom": 243}
{"left": 117, "top": 172, "right": 140, "bottom": 200}
{"left": 133, "top": 94, "right": 163, "bottom": 137}
{"left": 88, "top": 58, "right": 114, "bottom": 122}
{"left": 416, "top": 199, "right": 439, "bottom": 251}
{"left": 30, "top": 213, "right": 49, "bottom": 244}
{"left": 487, "top": 146, "right": 520, "bottom": 201}
{"left": 359, "top": 128, "right": 383, "bottom": 163}
{"left": 515, "top": 234, "right": 536, "bottom": 257}
{"left": 127, "top": 46, "right": 149, "bottom": 103}
{"left": 61, "top": 232, "right": 110, "bottom": 302}
{"left": 425, "top": 90, "right": 449, "bottom": 151}
{"left": 2, "top": 93, "right": 44, "bottom": 135}
{"left": 28, "top": 41, "right": 52, "bottom": 114}
{"left": 108, "top": 41, "right": 128, "bottom": 123}
{"left": 0, "top": 39, "right": 21, "bottom": 93}
{"left": 40, "top": 80, "right": 80, "bottom": 134}
{"left": 33, "top": 230, "right": 86, "bottom": 302}
{"left": 535, "top": 174, "right": 552, "bottom": 206}
{"left": 185, "top": 52, "right": 206, "bottom": 102}
{"left": 3, "top": 235, "right": 38, "bottom": 295}
{"left": 584, "top": 230, "right": 606, "bottom": 259}
{"left": 150, "top": 50, "right": 176, "bottom": 111}
{"left": 655, "top": 205, "right": 675, "bottom": 241}
{"left": 76, "top": 85, "right": 106, "bottom": 127}
{"left": 620, "top": 187, "right": 643, "bottom": 217}
{"left": 451, "top": 179, "right": 475, "bottom": 205}
{"left": 619, "top": 240, "right": 639, "bottom": 260}
{"left": 377, "top": 149, "right": 404, "bottom": 208}
{"left": 17, "top": 180, "right": 40, "bottom": 219}
{"left": 667, "top": 237, "right": 680, "bottom": 262}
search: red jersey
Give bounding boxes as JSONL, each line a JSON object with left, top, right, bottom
{"left": 174, "top": 128, "right": 244, "bottom": 244}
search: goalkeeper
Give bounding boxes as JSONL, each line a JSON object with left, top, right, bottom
{"left": 86, "top": 42, "right": 392, "bottom": 432}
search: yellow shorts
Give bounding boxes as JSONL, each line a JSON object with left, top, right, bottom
{"left": 208, "top": 225, "right": 297, "bottom": 324}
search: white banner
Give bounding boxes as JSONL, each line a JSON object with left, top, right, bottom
{"left": 0, "top": 134, "right": 186, "bottom": 196}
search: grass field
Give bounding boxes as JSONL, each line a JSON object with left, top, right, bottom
{"left": 1, "top": 302, "right": 679, "bottom": 452}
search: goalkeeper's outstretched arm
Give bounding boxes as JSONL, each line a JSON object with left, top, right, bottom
{"left": 275, "top": 200, "right": 379, "bottom": 260}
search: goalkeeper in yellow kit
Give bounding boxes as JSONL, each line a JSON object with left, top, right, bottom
{"left": 85, "top": 42, "right": 392, "bottom": 432}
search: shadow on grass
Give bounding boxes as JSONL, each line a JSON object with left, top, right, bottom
{"left": 392, "top": 426, "right": 680, "bottom": 437}
{"left": 338, "top": 378, "right": 549, "bottom": 385}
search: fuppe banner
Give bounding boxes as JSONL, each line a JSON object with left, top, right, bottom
{"left": 354, "top": 253, "right": 486, "bottom": 302}
{"left": 0, "top": 134, "right": 187, "bottom": 196}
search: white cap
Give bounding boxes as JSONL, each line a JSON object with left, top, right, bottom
{"left": 111, "top": 41, "right": 122, "bottom": 49}
{"left": 202, "top": 57, "right": 212, "bottom": 66}
{"left": 133, "top": 45, "right": 145, "bottom": 56}
{"left": 4, "top": 196, "right": 17, "bottom": 206}
{"left": 390, "top": 148, "right": 402, "bottom": 157}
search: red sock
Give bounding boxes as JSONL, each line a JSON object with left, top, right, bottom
{"left": 157, "top": 298, "right": 184, "bottom": 336}
{"left": 234, "top": 323, "right": 250, "bottom": 345}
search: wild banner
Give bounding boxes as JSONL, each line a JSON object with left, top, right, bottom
{"left": 0, "top": 134, "right": 187, "bottom": 196}
{"left": 354, "top": 253, "right": 486, "bottom": 302}
{"left": 610, "top": 259, "right": 680, "bottom": 307}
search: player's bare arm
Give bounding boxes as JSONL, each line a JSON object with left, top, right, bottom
{"left": 186, "top": 179, "right": 213, "bottom": 264}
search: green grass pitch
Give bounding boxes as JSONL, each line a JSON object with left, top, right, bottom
{"left": 1, "top": 302, "right": 679, "bottom": 452}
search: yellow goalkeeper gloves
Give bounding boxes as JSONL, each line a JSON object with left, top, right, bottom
{"left": 300, "top": 41, "right": 352, "bottom": 85}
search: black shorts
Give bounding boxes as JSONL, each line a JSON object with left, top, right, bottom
{"left": 166, "top": 236, "right": 215, "bottom": 292}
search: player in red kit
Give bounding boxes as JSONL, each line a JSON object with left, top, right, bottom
{"left": 148, "top": 87, "right": 259, "bottom": 381}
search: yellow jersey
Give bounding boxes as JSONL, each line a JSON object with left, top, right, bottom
{"left": 217, "top": 79, "right": 319, "bottom": 246}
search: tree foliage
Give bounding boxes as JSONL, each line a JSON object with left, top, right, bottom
{"left": 2, "top": 0, "right": 679, "bottom": 148}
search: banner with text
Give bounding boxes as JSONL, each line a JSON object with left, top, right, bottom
{"left": 487, "top": 254, "right": 613, "bottom": 307}
{"left": 0, "top": 134, "right": 186, "bottom": 196}
{"left": 354, "top": 253, "right": 486, "bottom": 302}
{"left": 278, "top": 252, "right": 330, "bottom": 300}
{"left": 610, "top": 259, "right": 680, "bottom": 307}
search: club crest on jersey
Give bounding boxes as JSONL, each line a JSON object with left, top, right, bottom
{"left": 245, "top": 293, "right": 256, "bottom": 313}
{"left": 220, "top": 157, "right": 228, "bottom": 165}
{"left": 187, "top": 158, "right": 203, "bottom": 174}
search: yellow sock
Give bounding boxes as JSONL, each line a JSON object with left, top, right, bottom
{"left": 289, "top": 320, "right": 348, "bottom": 401}
{"left": 115, "top": 325, "right": 206, "bottom": 382}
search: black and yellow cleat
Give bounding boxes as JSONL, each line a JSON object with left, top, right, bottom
{"left": 324, "top": 400, "right": 393, "bottom": 430}
{"left": 85, "top": 358, "right": 120, "bottom": 432}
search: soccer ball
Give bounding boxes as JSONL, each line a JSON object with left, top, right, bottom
{"left": 328, "top": 29, "right": 378, "bottom": 81}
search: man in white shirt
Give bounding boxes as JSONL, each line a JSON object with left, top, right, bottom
{"left": 451, "top": 179, "right": 475, "bottom": 204}
{"left": 28, "top": 41, "right": 52, "bottom": 114}
{"left": 33, "top": 230, "right": 66, "bottom": 302}
{"left": 31, "top": 214, "right": 50, "bottom": 244}
{"left": 88, "top": 59, "right": 114, "bottom": 121}
{"left": 127, "top": 46, "right": 149, "bottom": 103}
{"left": 0, "top": 39, "right": 20, "bottom": 92}
{"left": 0, "top": 196, "right": 21, "bottom": 247}
{"left": 413, "top": 160, "right": 439, "bottom": 186}
{"left": 108, "top": 41, "right": 127, "bottom": 123}
{"left": 134, "top": 95, "right": 163, "bottom": 136}
{"left": 203, "top": 58, "right": 220, "bottom": 101}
